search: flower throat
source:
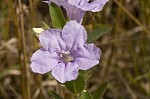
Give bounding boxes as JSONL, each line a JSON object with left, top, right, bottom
{"left": 60, "top": 51, "right": 74, "bottom": 63}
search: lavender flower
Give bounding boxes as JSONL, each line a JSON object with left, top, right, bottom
{"left": 30, "top": 20, "right": 101, "bottom": 83}
{"left": 44, "top": 0, "right": 109, "bottom": 23}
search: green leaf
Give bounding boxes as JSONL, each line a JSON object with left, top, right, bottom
{"left": 41, "top": 21, "right": 50, "bottom": 29}
{"left": 80, "top": 90, "right": 91, "bottom": 99}
{"left": 64, "top": 75, "right": 85, "bottom": 94}
{"left": 92, "top": 81, "right": 109, "bottom": 99}
{"left": 49, "top": 2, "right": 66, "bottom": 29}
{"left": 48, "top": 91, "right": 63, "bottom": 99}
{"left": 87, "top": 27, "right": 112, "bottom": 43}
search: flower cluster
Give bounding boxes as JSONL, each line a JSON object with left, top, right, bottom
{"left": 30, "top": 0, "right": 109, "bottom": 83}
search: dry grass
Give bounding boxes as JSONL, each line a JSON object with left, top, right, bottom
{"left": 0, "top": 0, "right": 150, "bottom": 99}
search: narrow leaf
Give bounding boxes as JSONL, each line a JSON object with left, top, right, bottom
{"left": 92, "top": 81, "right": 109, "bottom": 99}
{"left": 48, "top": 91, "right": 63, "bottom": 99}
{"left": 49, "top": 2, "right": 66, "bottom": 29}
{"left": 64, "top": 75, "right": 85, "bottom": 94}
{"left": 41, "top": 21, "right": 50, "bottom": 29}
{"left": 80, "top": 90, "right": 91, "bottom": 99}
{"left": 87, "top": 27, "right": 112, "bottom": 43}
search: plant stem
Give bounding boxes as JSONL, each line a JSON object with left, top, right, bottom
{"left": 18, "top": 0, "right": 30, "bottom": 99}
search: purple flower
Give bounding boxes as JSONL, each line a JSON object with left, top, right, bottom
{"left": 44, "top": 0, "right": 109, "bottom": 23}
{"left": 30, "top": 20, "right": 101, "bottom": 83}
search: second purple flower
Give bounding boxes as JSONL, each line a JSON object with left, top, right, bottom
{"left": 44, "top": 0, "right": 109, "bottom": 23}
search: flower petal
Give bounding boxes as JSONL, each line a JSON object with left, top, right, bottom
{"left": 51, "top": 62, "right": 79, "bottom": 83}
{"left": 68, "top": 0, "right": 88, "bottom": 6}
{"left": 74, "top": 44, "right": 101, "bottom": 70}
{"left": 65, "top": 62, "right": 79, "bottom": 81}
{"left": 78, "top": 0, "right": 109, "bottom": 12}
{"left": 51, "top": 63, "right": 66, "bottom": 83}
{"left": 39, "top": 29, "right": 66, "bottom": 52}
{"left": 62, "top": 20, "right": 87, "bottom": 51}
{"left": 67, "top": 0, "right": 81, "bottom": 6}
{"left": 30, "top": 48, "right": 59, "bottom": 74}
{"left": 65, "top": 6, "right": 85, "bottom": 23}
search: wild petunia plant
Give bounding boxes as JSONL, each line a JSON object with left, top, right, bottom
{"left": 43, "top": 0, "right": 109, "bottom": 23}
{"left": 31, "top": 0, "right": 111, "bottom": 98}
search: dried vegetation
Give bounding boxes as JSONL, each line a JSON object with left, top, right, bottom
{"left": 0, "top": 0, "right": 150, "bottom": 99}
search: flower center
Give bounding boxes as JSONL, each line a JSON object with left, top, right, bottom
{"left": 60, "top": 51, "right": 74, "bottom": 63}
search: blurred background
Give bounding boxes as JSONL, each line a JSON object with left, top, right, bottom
{"left": 0, "top": 0, "right": 150, "bottom": 99}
